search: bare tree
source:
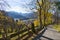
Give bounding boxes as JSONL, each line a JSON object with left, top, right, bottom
{"left": 0, "top": 0, "right": 10, "bottom": 40}
{"left": 0, "top": 0, "right": 10, "bottom": 10}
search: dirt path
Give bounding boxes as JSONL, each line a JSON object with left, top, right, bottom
{"left": 40, "top": 25, "right": 60, "bottom": 40}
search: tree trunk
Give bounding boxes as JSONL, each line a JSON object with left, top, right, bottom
{"left": 37, "top": 0, "right": 43, "bottom": 30}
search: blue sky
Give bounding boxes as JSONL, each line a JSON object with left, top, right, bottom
{"left": 3, "top": 0, "right": 36, "bottom": 13}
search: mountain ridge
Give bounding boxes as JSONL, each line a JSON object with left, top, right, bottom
{"left": 6, "top": 11, "right": 37, "bottom": 20}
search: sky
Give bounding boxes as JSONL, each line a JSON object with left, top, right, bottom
{"left": 1, "top": 0, "right": 60, "bottom": 13}
{"left": 1, "top": 0, "right": 36, "bottom": 13}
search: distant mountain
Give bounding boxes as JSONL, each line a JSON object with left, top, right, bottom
{"left": 6, "top": 11, "right": 29, "bottom": 20}
{"left": 49, "top": 0, "right": 59, "bottom": 3}
{"left": 22, "top": 13, "right": 37, "bottom": 19}
{"left": 6, "top": 11, "right": 37, "bottom": 20}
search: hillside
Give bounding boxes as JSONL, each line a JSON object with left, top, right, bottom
{"left": 6, "top": 11, "right": 37, "bottom": 20}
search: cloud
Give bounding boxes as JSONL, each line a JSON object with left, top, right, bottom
{"left": 4, "top": 0, "right": 36, "bottom": 13}
{"left": 6, "top": 6, "right": 32, "bottom": 13}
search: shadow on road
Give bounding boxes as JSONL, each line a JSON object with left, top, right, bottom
{"left": 41, "top": 36, "right": 53, "bottom": 40}
{"left": 33, "top": 27, "right": 53, "bottom": 40}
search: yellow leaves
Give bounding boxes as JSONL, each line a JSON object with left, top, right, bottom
{"left": 5, "top": 17, "right": 8, "bottom": 19}
{"left": 42, "top": 20, "right": 44, "bottom": 25}
{"left": 0, "top": 11, "right": 15, "bottom": 26}
{"left": 41, "top": 9, "right": 44, "bottom": 14}
{"left": 36, "top": 0, "right": 42, "bottom": 6}
{"left": 39, "top": 0, "right": 43, "bottom": 6}
{"left": 53, "top": 24, "right": 60, "bottom": 32}
{"left": 17, "top": 20, "right": 21, "bottom": 25}
{"left": 0, "top": 16, "right": 5, "bottom": 19}
{"left": 34, "top": 19, "right": 40, "bottom": 27}
{"left": 47, "top": 13, "right": 52, "bottom": 17}
{"left": 17, "top": 20, "right": 24, "bottom": 25}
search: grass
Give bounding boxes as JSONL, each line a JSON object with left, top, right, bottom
{"left": 11, "top": 36, "right": 18, "bottom": 40}
{"left": 53, "top": 24, "right": 60, "bottom": 32}
{"left": 0, "top": 34, "right": 2, "bottom": 38}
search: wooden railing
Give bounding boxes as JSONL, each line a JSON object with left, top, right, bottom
{"left": 0, "top": 26, "right": 44, "bottom": 40}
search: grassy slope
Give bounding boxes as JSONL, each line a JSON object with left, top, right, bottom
{"left": 53, "top": 24, "right": 60, "bottom": 32}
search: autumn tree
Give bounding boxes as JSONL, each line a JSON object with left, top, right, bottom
{"left": 54, "top": 1, "right": 60, "bottom": 24}
{"left": 36, "top": 0, "right": 52, "bottom": 28}
{"left": 36, "top": 0, "right": 43, "bottom": 29}
{"left": 0, "top": 0, "right": 14, "bottom": 39}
